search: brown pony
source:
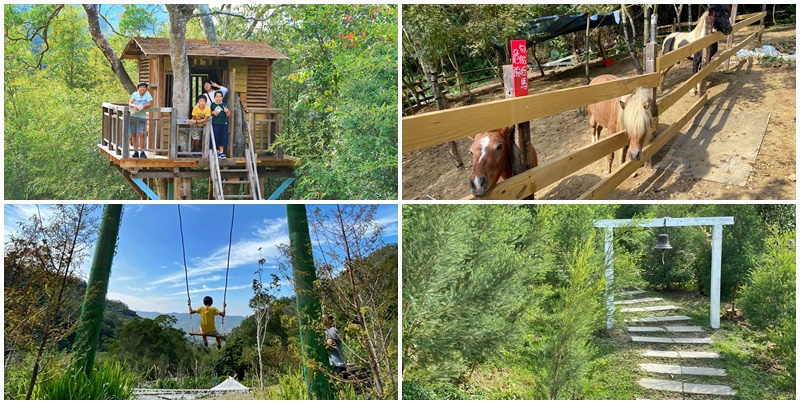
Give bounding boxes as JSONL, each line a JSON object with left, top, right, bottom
{"left": 469, "top": 126, "right": 538, "bottom": 197}
{"left": 588, "top": 74, "right": 655, "bottom": 174}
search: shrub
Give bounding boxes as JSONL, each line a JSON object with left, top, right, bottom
{"left": 33, "top": 361, "right": 138, "bottom": 400}
{"left": 401, "top": 380, "right": 435, "bottom": 400}
{"left": 738, "top": 228, "right": 796, "bottom": 328}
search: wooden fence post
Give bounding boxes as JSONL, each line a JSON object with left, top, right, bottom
{"left": 726, "top": 5, "right": 738, "bottom": 72}
{"left": 645, "top": 42, "right": 660, "bottom": 128}
{"left": 699, "top": 9, "right": 714, "bottom": 96}
{"left": 503, "top": 65, "right": 533, "bottom": 176}
{"left": 757, "top": 4, "right": 766, "bottom": 45}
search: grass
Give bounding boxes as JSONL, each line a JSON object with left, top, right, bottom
{"left": 422, "top": 289, "right": 794, "bottom": 400}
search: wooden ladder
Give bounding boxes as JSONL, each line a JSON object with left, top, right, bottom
{"left": 208, "top": 129, "right": 262, "bottom": 200}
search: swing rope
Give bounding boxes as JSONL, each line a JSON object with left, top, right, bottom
{"left": 221, "top": 205, "right": 235, "bottom": 333}
{"left": 178, "top": 205, "right": 195, "bottom": 337}
{"left": 179, "top": 205, "right": 234, "bottom": 338}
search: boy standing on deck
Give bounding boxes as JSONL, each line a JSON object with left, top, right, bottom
{"left": 189, "top": 296, "right": 226, "bottom": 349}
{"left": 128, "top": 82, "right": 153, "bottom": 158}
{"left": 190, "top": 95, "right": 211, "bottom": 153}
{"left": 210, "top": 91, "right": 230, "bottom": 159}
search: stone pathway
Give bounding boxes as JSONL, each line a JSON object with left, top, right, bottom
{"left": 620, "top": 305, "right": 679, "bottom": 313}
{"left": 621, "top": 290, "right": 736, "bottom": 397}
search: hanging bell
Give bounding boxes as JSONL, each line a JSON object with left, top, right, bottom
{"left": 654, "top": 233, "right": 673, "bottom": 250}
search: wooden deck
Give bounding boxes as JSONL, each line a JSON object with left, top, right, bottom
{"left": 99, "top": 144, "right": 297, "bottom": 170}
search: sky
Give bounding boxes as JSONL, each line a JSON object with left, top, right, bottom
{"left": 4, "top": 204, "right": 398, "bottom": 317}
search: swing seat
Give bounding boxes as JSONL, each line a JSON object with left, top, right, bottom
{"left": 188, "top": 331, "right": 226, "bottom": 339}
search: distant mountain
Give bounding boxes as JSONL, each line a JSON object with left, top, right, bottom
{"left": 136, "top": 311, "right": 246, "bottom": 336}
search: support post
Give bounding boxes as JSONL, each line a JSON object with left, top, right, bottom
{"left": 699, "top": 9, "right": 714, "bottom": 96}
{"left": 603, "top": 227, "right": 615, "bottom": 329}
{"left": 169, "top": 109, "right": 177, "bottom": 159}
{"left": 72, "top": 205, "right": 123, "bottom": 375}
{"left": 122, "top": 107, "right": 130, "bottom": 159}
{"left": 725, "top": 5, "right": 738, "bottom": 72}
{"left": 157, "top": 178, "right": 168, "bottom": 200}
{"left": 286, "top": 205, "right": 333, "bottom": 399}
{"left": 645, "top": 42, "right": 660, "bottom": 127}
{"left": 710, "top": 224, "right": 723, "bottom": 329}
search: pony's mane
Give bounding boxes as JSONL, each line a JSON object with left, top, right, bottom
{"left": 618, "top": 87, "right": 653, "bottom": 140}
{"left": 693, "top": 11, "right": 710, "bottom": 33}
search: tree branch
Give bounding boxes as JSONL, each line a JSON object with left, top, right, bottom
{"left": 83, "top": 4, "right": 137, "bottom": 94}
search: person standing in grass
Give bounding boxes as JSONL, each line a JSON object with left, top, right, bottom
{"left": 210, "top": 90, "right": 230, "bottom": 159}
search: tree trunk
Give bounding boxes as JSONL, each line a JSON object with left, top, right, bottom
{"left": 531, "top": 44, "right": 545, "bottom": 77}
{"left": 420, "top": 56, "right": 463, "bottom": 168}
{"left": 584, "top": 15, "right": 590, "bottom": 84}
{"left": 287, "top": 205, "right": 333, "bottom": 400}
{"left": 166, "top": 5, "right": 196, "bottom": 120}
{"left": 335, "top": 206, "right": 385, "bottom": 398}
{"left": 72, "top": 204, "right": 123, "bottom": 376}
{"left": 621, "top": 5, "right": 644, "bottom": 75}
{"left": 24, "top": 206, "right": 90, "bottom": 399}
{"left": 83, "top": 4, "right": 136, "bottom": 94}
{"left": 644, "top": 6, "right": 651, "bottom": 46}
{"left": 232, "top": 93, "right": 247, "bottom": 157}
{"left": 196, "top": 4, "right": 219, "bottom": 46}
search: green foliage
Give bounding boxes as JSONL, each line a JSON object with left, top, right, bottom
{"left": 403, "top": 204, "right": 535, "bottom": 383}
{"left": 108, "top": 316, "right": 195, "bottom": 378}
{"left": 33, "top": 361, "right": 138, "bottom": 400}
{"left": 739, "top": 228, "right": 796, "bottom": 329}
{"left": 5, "top": 4, "right": 397, "bottom": 200}
{"left": 694, "top": 205, "right": 766, "bottom": 301}
{"left": 769, "top": 317, "right": 796, "bottom": 387}
{"left": 532, "top": 235, "right": 605, "bottom": 399}
{"left": 401, "top": 380, "right": 436, "bottom": 400}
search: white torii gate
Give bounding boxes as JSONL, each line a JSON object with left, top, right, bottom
{"left": 594, "top": 216, "right": 735, "bottom": 330}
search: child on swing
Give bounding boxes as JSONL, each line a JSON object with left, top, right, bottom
{"left": 189, "top": 296, "right": 226, "bottom": 349}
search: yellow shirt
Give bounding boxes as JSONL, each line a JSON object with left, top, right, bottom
{"left": 191, "top": 105, "right": 210, "bottom": 127}
{"left": 196, "top": 305, "right": 220, "bottom": 334}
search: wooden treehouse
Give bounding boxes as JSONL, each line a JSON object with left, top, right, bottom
{"left": 99, "top": 37, "right": 297, "bottom": 200}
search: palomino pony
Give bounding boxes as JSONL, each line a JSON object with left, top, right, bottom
{"left": 588, "top": 75, "right": 655, "bottom": 174}
{"left": 469, "top": 126, "right": 538, "bottom": 197}
{"left": 660, "top": 5, "right": 733, "bottom": 94}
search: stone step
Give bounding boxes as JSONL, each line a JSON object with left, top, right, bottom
{"left": 621, "top": 305, "right": 678, "bottom": 313}
{"left": 628, "top": 315, "right": 693, "bottom": 323}
{"left": 631, "top": 335, "right": 713, "bottom": 344}
{"left": 638, "top": 378, "right": 736, "bottom": 396}
{"left": 618, "top": 290, "right": 647, "bottom": 296}
{"left": 615, "top": 297, "right": 664, "bottom": 305}
{"left": 639, "top": 363, "right": 726, "bottom": 376}
{"left": 665, "top": 326, "right": 704, "bottom": 333}
{"left": 627, "top": 326, "right": 704, "bottom": 333}
{"left": 641, "top": 350, "right": 721, "bottom": 359}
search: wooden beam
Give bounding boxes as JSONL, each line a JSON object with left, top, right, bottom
{"left": 658, "top": 30, "right": 758, "bottom": 113}
{"left": 658, "top": 31, "right": 725, "bottom": 71}
{"left": 461, "top": 129, "right": 629, "bottom": 200}
{"left": 114, "top": 165, "right": 147, "bottom": 199}
{"left": 594, "top": 216, "right": 734, "bottom": 227}
{"left": 657, "top": 12, "right": 765, "bottom": 72}
{"left": 402, "top": 73, "right": 659, "bottom": 153}
{"left": 579, "top": 93, "right": 707, "bottom": 200}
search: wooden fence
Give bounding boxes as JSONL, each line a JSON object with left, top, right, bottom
{"left": 401, "top": 11, "right": 766, "bottom": 200}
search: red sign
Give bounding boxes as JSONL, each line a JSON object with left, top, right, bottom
{"left": 511, "top": 39, "right": 528, "bottom": 97}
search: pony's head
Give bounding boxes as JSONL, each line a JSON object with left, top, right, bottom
{"left": 619, "top": 88, "right": 654, "bottom": 162}
{"left": 469, "top": 126, "right": 514, "bottom": 197}
{"left": 710, "top": 5, "right": 733, "bottom": 35}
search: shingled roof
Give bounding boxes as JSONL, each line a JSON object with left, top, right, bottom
{"left": 121, "top": 37, "right": 288, "bottom": 60}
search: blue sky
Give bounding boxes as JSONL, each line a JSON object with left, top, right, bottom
{"left": 4, "top": 204, "right": 398, "bottom": 316}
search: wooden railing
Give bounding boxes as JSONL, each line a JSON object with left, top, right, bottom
{"left": 401, "top": 11, "right": 766, "bottom": 200}
{"left": 101, "top": 103, "right": 173, "bottom": 159}
{"left": 102, "top": 104, "right": 284, "bottom": 159}
{"left": 247, "top": 108, "right": 283, "bottom": 156}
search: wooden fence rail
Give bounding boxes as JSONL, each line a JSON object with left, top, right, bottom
{"left": 403, "top": 73, "right": 659, "bottom": 152}
{"left": 406, "top": 11, "right": 765, "bottom": 200}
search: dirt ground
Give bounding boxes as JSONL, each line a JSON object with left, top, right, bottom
{"left": 402, "top": 26, "right": 796, "bottom": 200}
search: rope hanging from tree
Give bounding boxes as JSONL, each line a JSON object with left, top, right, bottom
{"left": 179, "top": 205, "right": 235, "bottom": 337}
